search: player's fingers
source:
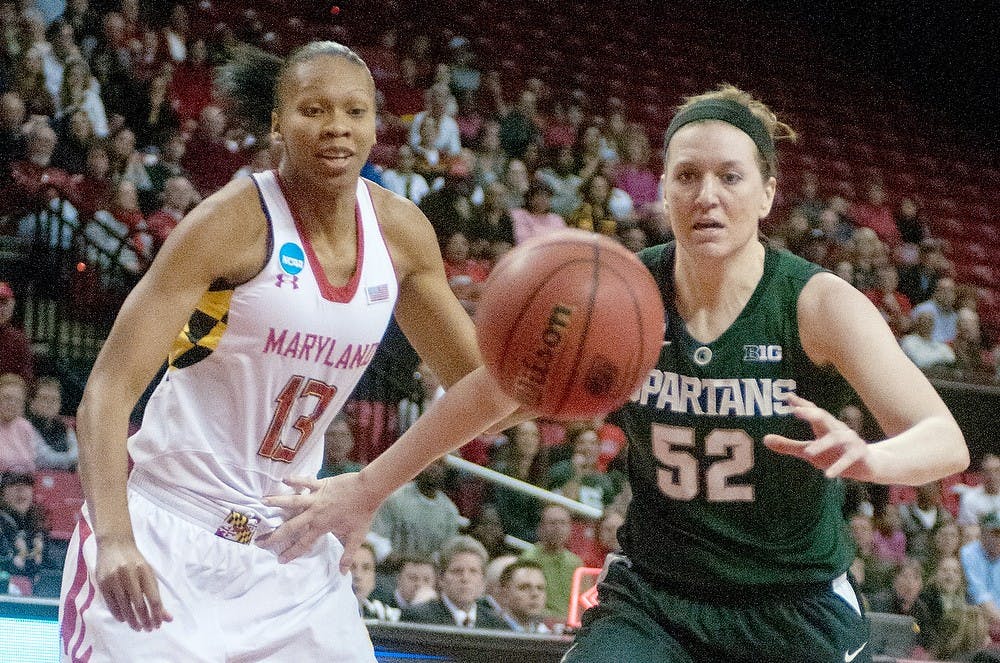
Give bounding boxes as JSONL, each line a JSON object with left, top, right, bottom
{"left": 123, "top": 569, "right": 154, "bottom": 631}
{"left": 338, "top": 529, "right": 367, "bottom": 575}
{"left": 784, "top": 393, "right": 815, "bottom": 408}
{"left": 98, "top": 576, "right": 129, "bottom": 624}
{"left": 137, "top": 566, "right": 171, "bottom": 628}
{"left": 824, "top": 446, "right": 865, "bottom": 479}
{"left": 283, "top": 475, "right": 322, "bottom": 492}
{"left": 762, "top": 434, "right": 809, "bottom": 457}
{"left": 800, "top": 432, "right": 850, "bottom": 459}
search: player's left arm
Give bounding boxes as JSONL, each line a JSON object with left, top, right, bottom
{"left": 764, "top": 271, "right": 969, "bottom": 485}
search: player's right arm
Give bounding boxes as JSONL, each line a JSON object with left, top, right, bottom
{"left": 76, "top": 178, "right": 268, "bottom": 632}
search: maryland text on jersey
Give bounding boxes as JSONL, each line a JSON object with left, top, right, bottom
{"left": 631, "top": 370, "right": 797, "bottom": 417}
{"left": 262, "top": 326, "right": 380, "bottom": 369}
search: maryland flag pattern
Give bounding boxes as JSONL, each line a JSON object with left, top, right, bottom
{"left": 215, "top": 510, "right": 260, "bottom": 544}
{"left": 169, "top": 289, "right": 233, "bottom": 370}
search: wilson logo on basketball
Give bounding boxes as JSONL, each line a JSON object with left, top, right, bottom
{"left": 513, "top": 304, "right": 573, "bottom": 405}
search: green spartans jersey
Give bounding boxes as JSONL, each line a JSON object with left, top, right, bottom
{"left": 615, "top": 242, "right": 856, "bottom": 596}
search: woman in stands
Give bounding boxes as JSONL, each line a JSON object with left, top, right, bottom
{"left": 60, "top": 41, "right": 520, "bottom": 661}
{"left": 561, "top": 85, "right": 968, "bottom": 663}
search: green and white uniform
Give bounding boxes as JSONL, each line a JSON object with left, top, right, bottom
{"left": 564, "top": 242, "right": 870, "bottom": 663}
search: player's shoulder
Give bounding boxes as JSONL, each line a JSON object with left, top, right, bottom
{"left": 365, "top": 178, "right": 433, "bottom": 236}
{"left": 185, "top": 175, "right": 266, "bottom": 237}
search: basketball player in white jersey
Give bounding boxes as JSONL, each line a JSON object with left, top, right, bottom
{"left": 59, "top": 42, "right": 520, "bottom": 661}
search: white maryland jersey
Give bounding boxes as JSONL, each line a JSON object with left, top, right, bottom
{"left": 127, "top": 171, "right": 398, "bottom": 529}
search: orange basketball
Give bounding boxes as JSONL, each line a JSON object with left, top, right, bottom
{"left": 475, "top": 229, "right": 665, "bottom": 420}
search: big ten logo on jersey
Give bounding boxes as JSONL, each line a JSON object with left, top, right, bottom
{"left": 743, "top": 344, "right": 782, "bottom": 362}
{"left": 276, "top": 242, "right": 305, "bottom": 289}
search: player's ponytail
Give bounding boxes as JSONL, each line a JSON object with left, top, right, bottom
{"left": 215, "top": 45, "right": 283, "bottom": 134}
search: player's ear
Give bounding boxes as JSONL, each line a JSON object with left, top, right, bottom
{"left": 270, "top": 110, "right": 281, "bottom": 138}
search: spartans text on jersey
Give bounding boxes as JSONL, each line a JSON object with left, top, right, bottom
{"left": 632, "top": 370, "right": 796, "bottom": 417}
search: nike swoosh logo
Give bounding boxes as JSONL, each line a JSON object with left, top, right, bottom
{"left": 844, "top": 642, "right": 867, "bottom": 662}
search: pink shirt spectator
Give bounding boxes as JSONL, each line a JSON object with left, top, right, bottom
{"left": 614, "top": 164, "right": 660, "bottom": 207}
{"left": 511, "top": 207, "right": 567, "bottom": 244}
{"left": 0, "top": 416, "right": 39, "bottom": 473}
{"left": 872, "top": 529, "right": 907, "bottom": 565}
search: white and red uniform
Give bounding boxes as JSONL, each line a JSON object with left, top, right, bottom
{"left": 60, "top": 172, "right": 398, "bottom": 662}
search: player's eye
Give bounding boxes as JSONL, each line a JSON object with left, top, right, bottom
{"left": 722, "top": 172, "right": 743, "bottom": 185}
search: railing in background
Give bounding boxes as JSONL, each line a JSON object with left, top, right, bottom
{"left": 2, "top": 199, "right": 142, "bottom": 375}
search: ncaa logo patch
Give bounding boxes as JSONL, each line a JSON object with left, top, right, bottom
{"left": 278, "top": 242, "right": 305, "bottom": 275}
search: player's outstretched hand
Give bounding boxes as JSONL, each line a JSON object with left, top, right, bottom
{"left": 95, "top": 536, "right": 173, "bottom": 631}
{"left": 260, "top": 473, "right": 378, "bottom": 572}
{"left": 763, "top": 393, "right": 875, "bottom": 482}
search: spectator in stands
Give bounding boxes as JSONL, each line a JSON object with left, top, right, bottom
{"left": 958, "top": 455, "right": 1000, "bottom": 527}
{"left": 109, "top": 179, "right": 151, "bottom": 259}
{"left": 402, "top": 535, "right": 509, "bottom": 629}
{"left": 398, "top": 361, "right": 442, "bottom": 436}
{"left": 371, "top": 457, "right": 461, "bottom": 561}
{"left": 0, "top": 373, "right": 40, "bottom": 473}
{"left": 466, "top": 505, "right": 521, "bottom": 560}
{"left": 65, "top": 141, "right": 114, "bottom": 220}
{"left": 898, "top": 481, "right": 953, "bottom": 564}
{"left": 126, "top": 72, "right": 179, "bottom": 151}
{"left": 900, "top": 309, "right": 956, "bottom": 370}
{"left": 579, "top": 508, "right": 625, "bottom": 569}
{"left": 88, "top": 11, "right": 134, "bottom": 119}
{"left": 160, "top": 4, "right": 189, "bottom": 64}
{"left": 920, "top": 555, "right": 970, "bottom": 649}
{"left": 145, "top": 175, "right": 198, "bottom": 256}
{"left": 511, "top": 180, "right": 567, "bottom": 245}
{"left": 467, "top": 182, "right": 515, "bottom": 262}
{"left": 895, "top": 197, "right": 928, "bottom": 246}
{"left": 851, "top": 182, "right": 900, "bottom": 248}
{"left": 960, "top": 511, "right": 1000, "bottom": 635}
{"left": 351, "top": 542, "right": 400, "bottom": 621}
{"left": 381, "top": 556, "right": 438, "bottom": 610}
{"left": 317, "top": 415, "right": 362, "bottom": 479}
{"left": 169, "top": 37, "right": 213, "bottom": 125}
{"left": 872, "top": 504, "right": 907, "bottom": 565}
{"left": 441, "top": 229, "right": 489, "bottom": 313}
{"left": 497, "top": 559, "right": 550, "bottom": 633}
{"left": 27, "top": 376, "right": 77, "bottom": 471}
{"left": 871, "top": 557, "right": 933, "bottom": 650}
{"left": 501, "top": 158, "right": 530, "bottom": 210}
{"left": 546, "top": 426, "right": 617, "bottom": 511}
{"left": 182, "top": 105, "right": 243, "bottom": 197}
{"left": 850, "top": 512, "right": 895, "bottom": 599}
{"left": 56, "top": 55, "right": 107, "bottom": 139}
{"left": 418, "top": 159, "right": 474, "bottom": 239}
{"left": 13, "top": 43, "right": 56, "bottom": 117}
{"left": 107, "top": 126, "right": 152, "bottom": 194}
{"left": 846, "top": 226, "right": 887, "bottom": 291}
{"left": 911, "top": 277, "right": 958, "bottom": 344}
{"left": 471, "top": 119, "right": 506, "bottom": 189}
{"left": 864, "top": 263, "right": 912, "bottom": 338}
{"left": 409, "top": 83, "right": 461, "bottom": 158}
{"left": 382, "top": 57, "right": 426, "bottom": 120}
{"left": 498, "top": 90, "right": 539, "bottom": 160}
{"left": 0, "top": 91, "right": 26, "bottom": 173}
{"left": 536, "top": 145, "right": 583, "bottom": 218}
{"left": 490, "top": 421, "right": 548, "bottom": 542}
{"left": 930, "top": 604, "right": 993, "bottom": 663}
{"left": 899, "top": 239, "right": 945, "bottom": 306}
{"left": 613, "top": 126, "right": 659, "bottom": 211}
{"left": 928, "top": 521, "right": 963, "bottom": 578}
{"left": 447, "top": 37, "right": 480, "bottom": 103}
{"left": 0, "top": 470, "right": 47, "bottom": 581}
{"left": 381, "top": 144, "right": 430, "bottom": 205}
{"left": 567, "top": 173, "right": 618, "bottom": 237}
{"left": 0, "top": 284, "right": 33, "bottom": 383}
{"left": 146, "top": 131, "right": 187, "bottom": 198}
{"left": 411, "top": 114, "right": 448, "bottom": 181}
{"left": 52, "top": 108, "right": 95, "bottom": 174}
{"left": 520, "top": 504, "right": 583, "bottom": 620}
{"left": 4, "top": 120, "right": 73, "bottom": 219}
{"left": 953, "top": 307, "right": 993, "bottom": 374}
{"left": 59, "top": 0, "right": 100, "bottom": 53}
{"left": 816, "top": 205, "right": 855, "bottom": 253}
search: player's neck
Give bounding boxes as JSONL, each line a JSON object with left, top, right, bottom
{"left": 674, "top": 241, "right": 764, "bottom": 342}
{"left": 277, "top": 165, "right": 358, "bottom": 236}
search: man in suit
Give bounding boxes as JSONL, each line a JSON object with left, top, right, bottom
{"left": 401, "top": 535, "right": 510, "bottom": 630}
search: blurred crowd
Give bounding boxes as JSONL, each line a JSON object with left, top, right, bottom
{"left": 1, "top": 1, "right": 999, "bottom": 660}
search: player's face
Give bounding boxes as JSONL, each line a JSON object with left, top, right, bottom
{"left": 440, "top": 552, "right": 485, "bottom": 609}
{"left": 350, "top": 547, "right": 376, "bottom": 600}
{"left": 662, "top": 121, "right": 775, "bottom": 261}
{"left": 274, "top": 56, "right": 376, "bottom": 188}
{"left": 505, "top": 568, "right": 546, "bottom": 620}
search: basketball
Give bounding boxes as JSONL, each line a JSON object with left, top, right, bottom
{"left": 475, "top": 229, "right": 665, "bottom": 420}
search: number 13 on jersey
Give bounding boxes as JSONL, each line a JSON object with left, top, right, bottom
{"left": 257, "top": 374, "right": 338, "bottom": 462}
{"left": 652, "top": 423, "right": 755, "bottom": 502}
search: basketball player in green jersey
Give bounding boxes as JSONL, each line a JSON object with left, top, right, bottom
{"left": 561, "top": 86, "right": 969, "bottom": 663}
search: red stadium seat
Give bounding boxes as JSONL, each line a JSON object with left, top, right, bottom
{"left": 34, "top": 470, "right": 84, "bottom": 540}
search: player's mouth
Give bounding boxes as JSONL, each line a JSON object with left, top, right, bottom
{"left": 316, "top": 147, "right": 354, "bottom": 166}
{"left": 692, "top": 219, "right": 724, "bottom": 231}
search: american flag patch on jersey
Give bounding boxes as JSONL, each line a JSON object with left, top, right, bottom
{"left": 215, "top": 510, "right": 260, "bottom": 544}
{"left": 366, "top": 283, "right": 390, "bottom": 304}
